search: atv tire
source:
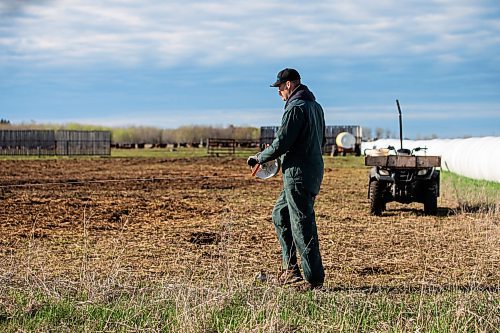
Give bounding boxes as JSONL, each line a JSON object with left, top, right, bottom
{"left": 369, "top": 180, "right": 385, "bottom": 216}
{"left": 423, "top": 181, "right": 438, "bottom": 215}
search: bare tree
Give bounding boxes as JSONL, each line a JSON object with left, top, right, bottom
{"left": 361, "top": 127, "right": 372, "bottom": 141}
{"left": 0, "top": 122, "right": 260, "bottom": 144}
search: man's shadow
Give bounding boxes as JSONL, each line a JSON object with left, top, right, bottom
{"left": 379, "top": 205, "right": 496, "bottom": 217}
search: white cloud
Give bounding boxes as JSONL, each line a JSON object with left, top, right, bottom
{"left": 1, "top": 0, "right": 499, "bottom": 67}
{"left": 37, "top": 108, "right": 280, "bottom": 128}
{"left": 325, "top": 102, "right": 500, "bottom": 124}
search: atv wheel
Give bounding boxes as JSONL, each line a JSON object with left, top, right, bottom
{"left": 369, "top": 180, "right": 385, "bottom": 216}
{"left": 423, "top": 182, "right": 438, "bottom": 215}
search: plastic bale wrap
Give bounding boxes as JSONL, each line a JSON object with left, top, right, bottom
{"left": 362, "top": 137, "right": 500, "bottom": 183}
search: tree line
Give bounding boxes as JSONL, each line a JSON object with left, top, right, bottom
{"left": 0, "top": 122, "right": 260, "bottom": 144}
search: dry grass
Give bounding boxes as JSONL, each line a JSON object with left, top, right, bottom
{"left": 0, "top": 155, "right": 498, "bottom": 331}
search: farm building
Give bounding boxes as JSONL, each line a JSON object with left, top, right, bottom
{"left": 0, "top": 130, "right": 111, "bottom": 156}
{"left": 260, "top": 125, "right": 362, "bottom": 156}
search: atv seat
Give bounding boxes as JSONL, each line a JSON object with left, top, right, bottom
{"left": 397, "top": 148, "right": 411, "bottom": 155}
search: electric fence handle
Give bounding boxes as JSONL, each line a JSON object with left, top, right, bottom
{"left": 251, "top": 164, "right": 261, "bottom": 177}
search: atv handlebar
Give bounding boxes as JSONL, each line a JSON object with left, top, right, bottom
{"left": 411, "top": 147, "right": 428, "bottom": 154}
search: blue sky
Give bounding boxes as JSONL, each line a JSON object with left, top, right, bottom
{"left": 1, "top": 0, "right": 499, "bottom": 138}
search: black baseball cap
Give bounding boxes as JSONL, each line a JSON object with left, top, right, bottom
{"left": 270, "top": 68, "right": 301, "bottom": 87}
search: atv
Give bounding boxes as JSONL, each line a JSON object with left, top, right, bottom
{"left": 365, "top": 101, "right": 441, "bottom": 216}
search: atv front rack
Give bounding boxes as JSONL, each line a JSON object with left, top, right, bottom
{"left": 365, "top": 155, "right": 441, "bottom": 169}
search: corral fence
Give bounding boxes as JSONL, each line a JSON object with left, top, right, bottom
{"left": 260, "top": 126, "right": 278, "bottom": 149}
{"left": 206, "top": 138, "right": 259, "bottom": 156}
{"left": 56, "top": 131, "right": 111, "bottom": 156}
{"left": 0, "top": 130, "right": 111, "bottom": 156}
{"left": 260, "top": 125, "right": 362, "bottom": 156}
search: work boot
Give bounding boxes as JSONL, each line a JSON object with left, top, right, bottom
{"left": 278, "top": 268, "right": 303, "bottom": 285}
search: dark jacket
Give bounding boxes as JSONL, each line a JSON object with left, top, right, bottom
{"left": 259, "top": 84, "right": 326, "bottom": 195}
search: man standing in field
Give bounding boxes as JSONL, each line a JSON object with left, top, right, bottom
{"left": 247, "top": 68, "right": 326, "bottom": 290}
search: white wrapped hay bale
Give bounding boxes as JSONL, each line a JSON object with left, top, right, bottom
{"left": 361, "top": 137, "right": 500, "bottom": 183}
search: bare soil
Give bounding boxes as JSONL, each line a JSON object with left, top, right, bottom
{"left": 0, "top": 156, "right": 498, "bottom": 289}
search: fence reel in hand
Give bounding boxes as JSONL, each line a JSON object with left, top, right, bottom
{"left": 251, "top": 152, "right": 281, "bottom": 179}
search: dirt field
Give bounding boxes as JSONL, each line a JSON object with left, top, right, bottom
{"left": 0, "top": 156, "right": 498, "bottom": 290}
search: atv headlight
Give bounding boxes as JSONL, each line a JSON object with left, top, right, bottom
{"left": 379, "top": 169, "right": 390, "bottom": 176}
{"left": 417, "top": 169, "right": 429, "bottom": 176}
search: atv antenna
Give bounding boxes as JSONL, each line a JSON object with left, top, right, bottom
{"left": 396, "top": 99, "right": 403, "bottom": 151}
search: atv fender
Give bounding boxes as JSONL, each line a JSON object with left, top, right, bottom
{"left": 368, "top": 167, "right": 393, "bottom": 198}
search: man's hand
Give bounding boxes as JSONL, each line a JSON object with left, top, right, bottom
{"left": 247, "top": 155, "right": 259, "bottom": 167}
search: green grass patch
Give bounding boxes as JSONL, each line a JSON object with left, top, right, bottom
{"left": 442, "top": 170, "right": 500, "bottom": 192}
{"left": 110, "top": 147, "right": 208, "bottom": 158}
{"left": 442, "top": 170, "right": 499, "bottom": 208}
{"left": 1, "top": 289, "right": 179, "bottom": 332}
{"left": 111, "top": 147, "right": 260, "bottom": 158}
{"left": 2, "top": 284, "right": 497, "bottom": 332}
{"left": 0, "top": 147, "right": 260, "bottom": 160}
{"left": 0, "top": 154, "right": 76, "bottom": 161}
{"left": 325, "top": 155, "right": 365, "bottom": 169}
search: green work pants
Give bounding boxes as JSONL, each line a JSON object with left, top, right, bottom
{"left": 272, "top": 184, "right": 325, "bottom": 285}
